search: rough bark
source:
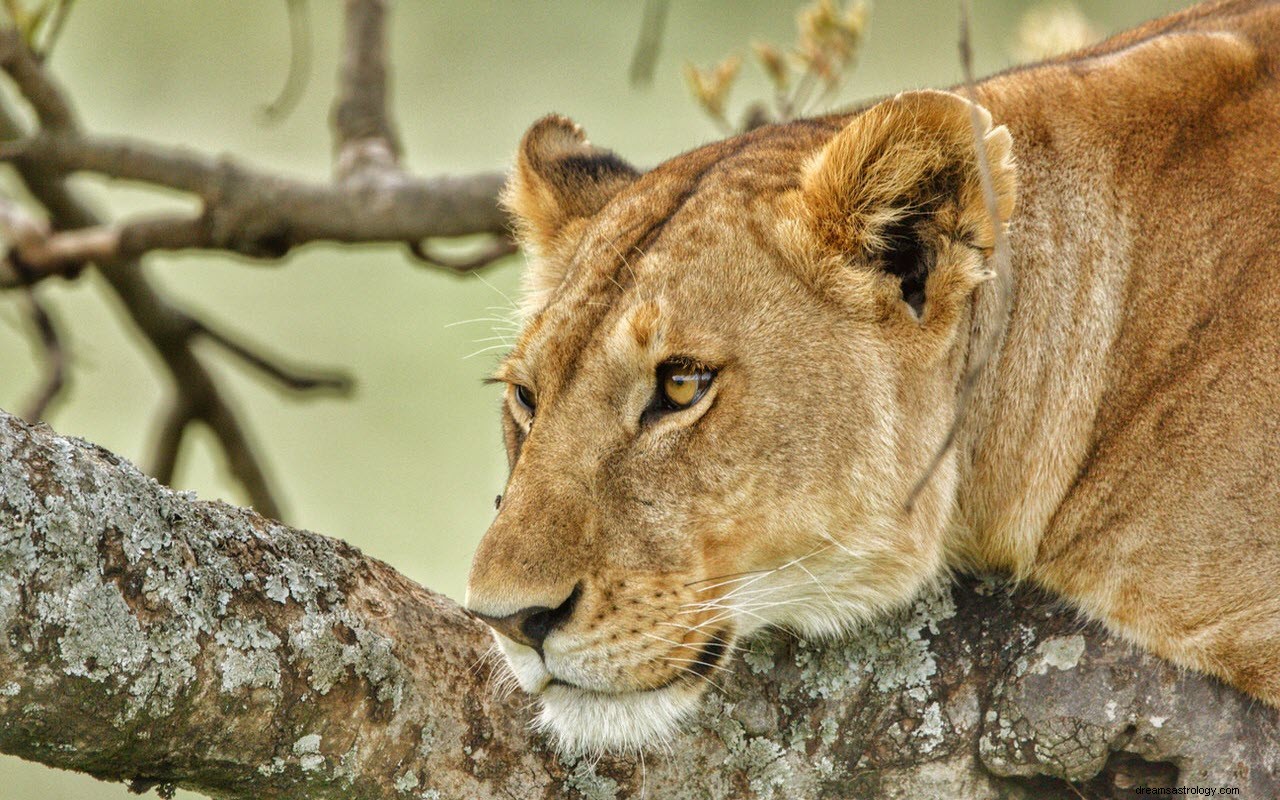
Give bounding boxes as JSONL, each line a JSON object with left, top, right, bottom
{"left": 0, "top": 410, "right": 1276, "bottom": 799}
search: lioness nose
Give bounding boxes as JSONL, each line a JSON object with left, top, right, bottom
{"left": 473, "top": 586, "right": 580, "bottom": 651}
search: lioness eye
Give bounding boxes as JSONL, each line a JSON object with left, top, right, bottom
{"left": 514, "top": 384, "right": 537, "bottom": 414}
{"left": 657, "top": 361, "right": 714, "bottom": 410}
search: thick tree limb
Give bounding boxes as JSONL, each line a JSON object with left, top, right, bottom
{"left": 1, "top": 410, "right": 1276, "bottom": 799}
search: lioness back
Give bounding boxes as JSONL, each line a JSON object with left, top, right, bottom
{"left": 466, "top": 0, "right": 1280, "bottom": 752}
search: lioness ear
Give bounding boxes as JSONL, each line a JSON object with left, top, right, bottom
{"left": 503, "top": 115, "right": 640, "bottom": 287}
{"left": 801, "top": 89, "right": 1016, "bottom": 321}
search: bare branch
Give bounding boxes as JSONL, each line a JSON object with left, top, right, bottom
{"left": 332, "top": 0, "right": 400, "bottom": 179}
{"left": 148, "top": 397, "right": 193, "bottom": 485}
{"left": 0, "top": 81, "right": 288, "bottom": 519}
{"left": 1, "top": 130, "right": 509, "bottom": 273}
{"left": 0, "top": 25, "right": 73, "bottom": 129}
{"left": 258, "top": 0, "right": 312, "bottom": 124}
{"left": 197, "top": 321, "right": 354, "bottom": 395}
{"left": 2, "top": 410, "right": 1276, "bottom": 799}
{"left": 628, "top": 0, "right": 671, "bottom": 87}
{"left": 17, "top": 287, "right": 65, "bottom": 420}
{"left": 199, "top": 390, "right": 284, "bottom": 519}
{"left": 406, "top": 235, "right": 518, "bottom": 274}
{"left": 0, "top": 25, "right": 509, "bottom": 283}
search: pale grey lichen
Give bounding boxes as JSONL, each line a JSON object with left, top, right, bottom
{"left": 563, "top": 759, "right": 619, "bottom": 800}
{"left": 394, "top": 769, "right": 420, "bottom": 793}
{"left": 216, "top": 618, "right": 282, "bottom": 692}
{"left": 288, "top": 608, "right": 406, "bottom": 709}
{"left": 791, "top": 584, "right": 957, "bottom": 702}
{"left": 1029, "top": 635, "right": 1086, "bottom": 675}
{"left": 0, "top": 412, "right": 412, "bottom": 772}
{"left": 915, "top": 701, "right": 947, "bottom": 753}
{"left": 292, "top": 733, "right": 324, "bottom": 772}
{"left": 742, "top": 637, "right": 779, "bottom": 674}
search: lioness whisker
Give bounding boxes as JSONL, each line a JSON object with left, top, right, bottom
{"left": 795, "top": 561, "right": 839, "bottom": 608}
{"left": 661, "top": 663, "right": 727, "bottom": 694}
{"left": 681, "top": 581, "right": 812, "bottom": 607}
{"left": 462, "top": 343, "right": 514, "bottom": 360}
{"left": 643, "top": 629, "right": 743, "bottom": 654}
{"left": 660, "top": 655, "right": 735, "bottom": 677}
{"left": 683, "top": 568, "right": 773, "bottom": 589}
{"left": 710, "top": 544, "right": 837, "bottom": 603}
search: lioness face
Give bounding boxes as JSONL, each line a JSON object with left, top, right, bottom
{"left": 466, "top": 92, "right": 1015, "bottom": 753}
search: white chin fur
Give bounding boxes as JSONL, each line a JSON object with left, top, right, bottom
{"left": 494, "top": 633, "right": 702, "bottom": 754}
{"left": 535, "top": 682, "right": 702, "bottom": 755}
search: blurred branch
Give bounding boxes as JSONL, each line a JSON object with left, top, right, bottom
{"left": 17, "top": 287, "right": 64, "bottom": 419}
{"left": 0, "top": 23, "right": 508, "bottom": 283}
{"left": 406, "top": 234, "right": 517, "bottom": 274}
{"left": 628, "top": 0, "right": 670, "bottom": 87}
{"left": 258, "top": 0, "right": 311, "bottom": 123}
{"left": 332, "top": 0, "right": 399, "bottom": 179}
{"left": 197, "top": 320, "right": 353, "bottom": 395}
{"left": 0, "top": 36, "right": 288, "bottom": 520}
{"left": 0, "top": 130, "right": 509, "bottom": 277}
{"left": 149, "top": 398, "right": 192, "bottom": 485}
{"left": 0, "top": 3, "right": 518, "bottom": 513}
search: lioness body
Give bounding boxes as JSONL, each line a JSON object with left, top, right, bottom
{"left": 962, "top": 0, "right": 1280, "bottom": 699}
{"left": 467, "top": 0, "right": 1280, "bottom": 751}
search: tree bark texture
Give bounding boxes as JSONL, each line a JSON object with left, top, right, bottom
{"left": 0, "top": 410, "right": 1276, "bottom": 799}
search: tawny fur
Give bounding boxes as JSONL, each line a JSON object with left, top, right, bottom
{"left": 468, "top": 0, "right": 1280, "bottom": 751}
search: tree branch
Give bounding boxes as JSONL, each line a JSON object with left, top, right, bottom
{"left": 1, "top": 410, "right": 1276, "bottom": 799}
{"left": 0, "top": 130, "right": 509, "bottom": 271}
{"left": 0, "top": 17, "right": 490, "bottom": 516}
{"left": 332, "top": 0, "right": 400, "bottom": 179}
{"left": 16, "top": 287, "right": 66, "bottom": 420}
{"left": 0, "top": 26, "right": 510, "bottom": 281}
{"left": 0, "top": 93, "right": 289, "bottom": 519}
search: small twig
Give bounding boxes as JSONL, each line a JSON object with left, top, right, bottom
{"left": 34, "top": 0, "right": 76, "bottom": 60}
{"left": 196, "top": 321, "right": 354, "bottom": 396}
{"left": 629, "top": 0, "right": 670, "bottom": 87}
{"left": 19, "top": 287, "right": 65, "bottom": 420}
{"left": 903, "top": 0, "right": 1014, "bottom": 513}
{"left": 259, "top": 0, "right": 312, "bottom": 124}
{"left": 406, "top": 236, "right": 517, "bottom": 274}
{"left": 201, "top": 394, "right": 283, "bottom": 519}
{"left": 149, "top": 398, "right": 194, "bottom": 485}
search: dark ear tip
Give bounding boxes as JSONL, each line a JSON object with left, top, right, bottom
{"left": 521, "top": 114, "right": 590, "bottom": 167}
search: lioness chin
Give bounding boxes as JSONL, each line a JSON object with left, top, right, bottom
{"left": 466, "top": 0, "right": 1280, "bottom": 754}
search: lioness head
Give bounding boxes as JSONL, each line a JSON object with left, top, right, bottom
{"left": 465, "top": 89, "right": 1016, "bottom": 754}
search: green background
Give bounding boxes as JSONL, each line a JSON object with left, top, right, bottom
{"left": 0, "top": 1, "right": 1181, "bottom": 796}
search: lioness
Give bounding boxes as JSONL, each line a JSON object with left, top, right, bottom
{"left": 466, "top": 0, "right": 1280, "bottom": 754}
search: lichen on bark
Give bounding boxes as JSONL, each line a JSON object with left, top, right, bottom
{"left": 1, "top": 410, "right": 1278, "bottom": 799}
